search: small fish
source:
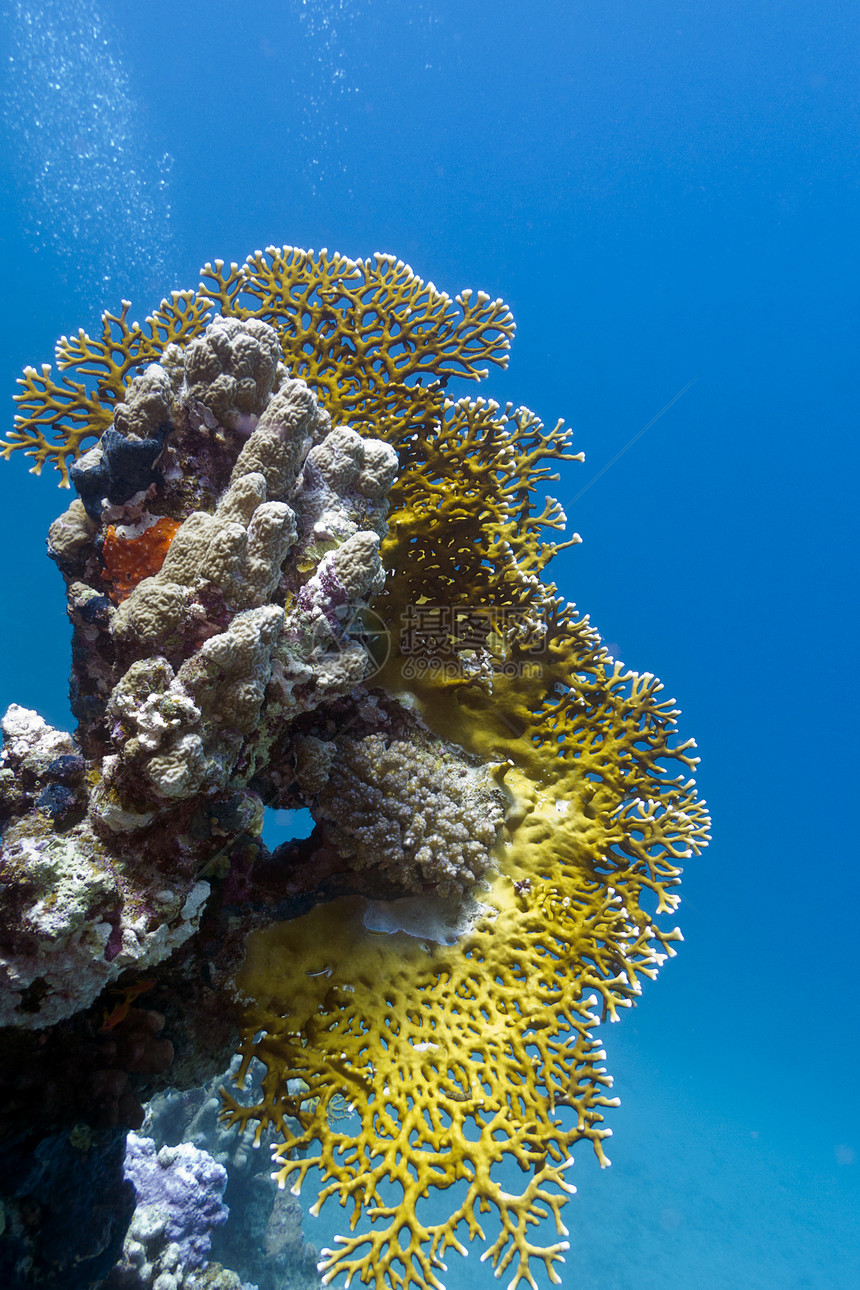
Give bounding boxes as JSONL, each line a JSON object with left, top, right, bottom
{"left": 99, "top": 978, "right": 155, "bottom": 1032}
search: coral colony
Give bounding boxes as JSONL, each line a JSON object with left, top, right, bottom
{"left": 0, "top": 248, "right": 710, "bottom": 1290}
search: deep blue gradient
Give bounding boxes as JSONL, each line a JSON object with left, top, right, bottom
{"left": 1, "top": 2, "right": 857, "bottom": 1285}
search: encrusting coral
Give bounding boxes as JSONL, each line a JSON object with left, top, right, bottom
{"left": 112, "top": 1133, "right": 260, "bottom": 1289}
{"left": 0, "top": 247, "right": 710, "bottom": 1290}
{"left": 131, "top": 1055, "right": 321, "bottom": 1290}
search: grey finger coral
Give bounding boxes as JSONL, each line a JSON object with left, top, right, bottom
{"left": 183, "top": 315, "right": 285, "bottom": 429}
{"left": 0, "top": 314, "right": 399, "bottom": 1028}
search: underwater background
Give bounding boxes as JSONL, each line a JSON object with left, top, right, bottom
{"left": 0, "top": 1, "right": 857, "bottom": 1287}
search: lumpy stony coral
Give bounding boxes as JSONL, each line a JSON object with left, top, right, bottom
{"left": 313, "top": 724, "right": 505, "bottom": 895}
{"left": 1, "top": 317, "right": 397, "bottom": 1029}
{"left": 0, "top": 247, "right": 709, "bottom": 1290}
{"left": 122, "top": 1133, "right": 230, "bottom": 1269}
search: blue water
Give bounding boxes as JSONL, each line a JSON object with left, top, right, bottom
{"left": 0, "top": 2, "right": 858, "bottom": 1286}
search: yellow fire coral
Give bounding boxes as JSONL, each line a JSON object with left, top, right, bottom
{"left": 4, "top": 247, "right": 710, "bottom": 1290}
{"left": 2, "top": 248, "right": 512, "bottom": 484}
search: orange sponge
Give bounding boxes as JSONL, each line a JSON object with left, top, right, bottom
{"left": 103, "top": 517, "right": 182, "bottom": 603}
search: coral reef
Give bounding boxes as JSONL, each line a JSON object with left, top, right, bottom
{"left": 111, "top": 1132, "right": 263, "bottom": 1289}
{"left": 0, "top": 1126, "right": 135, "bottom": 1290}
{"left": 0, "top": 324, "right": 395, "bottom": 1031}
{"left": 0, "top": 247, "right": 710, "bottom": 1290}
{"left": 0, "top": 702, "right": 212, "bottom": 1030}
{"left": 138, "top": 1057, "right": 320, "bottom": 1290}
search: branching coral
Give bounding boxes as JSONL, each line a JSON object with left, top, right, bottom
{"left": 222, "top": 376, "right": 709, "bottom": 1287}
{"left": 2, "top": 247, "right": 709, "bottom": 1290}
{"left": 2, "top": 248, "right": 511, "bottom": 485}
